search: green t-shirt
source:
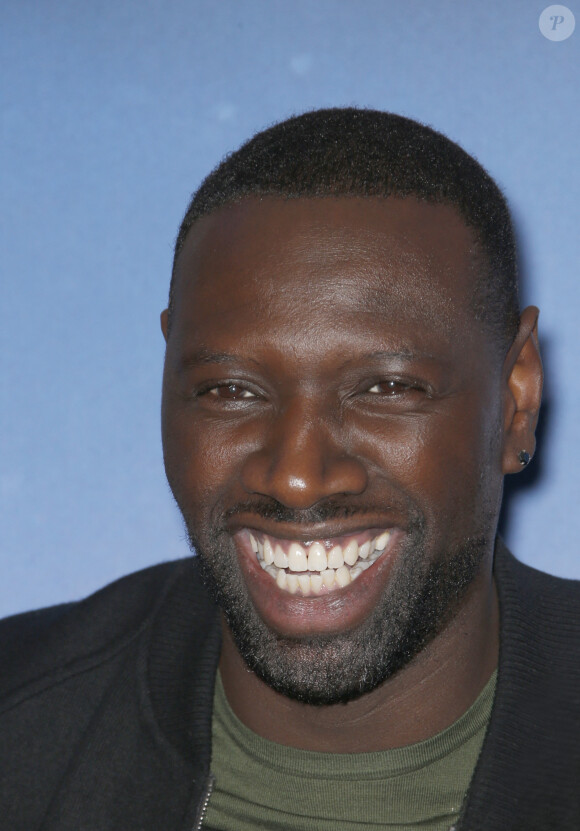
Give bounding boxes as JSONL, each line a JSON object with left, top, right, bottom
{"left": 203, "top": 670, "right": 496, "bottom": 831}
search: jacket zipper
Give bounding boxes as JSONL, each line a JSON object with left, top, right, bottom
{"left": 193, "top": 773, "right": 215, "bottom": 831}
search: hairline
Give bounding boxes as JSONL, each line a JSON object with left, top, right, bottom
{"left": 167, "top": 192, "right": 517, "bottom": 359}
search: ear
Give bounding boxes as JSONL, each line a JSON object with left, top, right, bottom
{"left": 160, "top": 309, "right": 169, "bottom": 342}
{"left": 501, "top": 306, "right": 543, "bottom": 474}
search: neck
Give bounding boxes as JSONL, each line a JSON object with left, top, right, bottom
{"left": 219, "top": 571, "right": 499, "bottom": 753}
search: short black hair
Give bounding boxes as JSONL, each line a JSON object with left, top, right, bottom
{"left": 169, "top": 107, "right": 519, "bottom": 350}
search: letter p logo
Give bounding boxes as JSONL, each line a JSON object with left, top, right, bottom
{"left": 539, "top": 5, "right": 576, "bottom": 40}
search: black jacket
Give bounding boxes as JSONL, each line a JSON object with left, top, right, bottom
{"left": 0, "top": 541, "right": 579, "bottom": 830}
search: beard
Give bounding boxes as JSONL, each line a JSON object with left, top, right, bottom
{"left": 181, "top": 496, "right": 490, "bottom": 706}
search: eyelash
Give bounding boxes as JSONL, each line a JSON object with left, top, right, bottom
{"left": 365, "top": 379, "right": 425, "bottom": 396}
{"left": 198, "top": 382, "right": 258, "bottom": 401}
{"left": 196, "top": 378, "right": 428, "bottom": 406}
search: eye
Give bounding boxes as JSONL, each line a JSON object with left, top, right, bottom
{"left": 206, "top": 383, "right": 257, "bottom": 400}
{"left": 366, "top": 380, "right": 415, "bottom": 395}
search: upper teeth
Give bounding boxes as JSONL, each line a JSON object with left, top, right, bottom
{"left": 248, "top": 530, "right": 391, "bottom": 596}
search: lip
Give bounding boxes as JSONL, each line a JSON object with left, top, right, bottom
{"left": 250, "top": 526, "right": 387, "bottom": 549}
{"left": 226, "top": 513, "right": 406, "bottom": 543}
{"left": 232, "top": 525, "right": 403, "bottom": 637}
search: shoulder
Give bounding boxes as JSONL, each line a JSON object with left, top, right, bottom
{"left": 0, "top": 558, "right": 220, "bottom": 827}
{"left": 463, "top": 546, "right": 580, "bottom": 827}
{"left": 495, "top": 539, "right": 580, "bottom": 661}
{"left": 0, "top": 557, "right": 204, "bottom": 704}
{"left": 495, "top": 539, "right": 580, "bottom": 609}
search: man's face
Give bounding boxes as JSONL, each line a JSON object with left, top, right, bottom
{"left": 162, "top": 196, "right": 505, "bottom": 704}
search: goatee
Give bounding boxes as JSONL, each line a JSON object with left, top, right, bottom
{"left": 186, "top": 501, "right": 488, "bottom": 705}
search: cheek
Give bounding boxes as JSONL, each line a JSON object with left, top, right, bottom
{"left": 354, "top": 402, "right": 500, "bottom": 520}
{"left": 418, "top": 409, "right": 502, "bottom": 532}
{"left": 161, "top": 399, "right": 250, "bottom": 509}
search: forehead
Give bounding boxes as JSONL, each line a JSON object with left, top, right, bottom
{"left": 172, "top": 196, "right": 480, "bottom": 348}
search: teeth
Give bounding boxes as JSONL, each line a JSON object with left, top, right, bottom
{"left": 253, "top": 530, "right": 392, "bottom": 597}
{"left": 273, "top": 544, "right": 288, "bottom": 568}
{"left": 263, "top": 538, "right": 275, "bottom": 565}
{"left": 307, "top": 542, "right": 327, "bottom": 572}
{"left": 335, "top": 565, "right": 351, "bottom": 588}
{"left": 327, "top": 545, "right": 344, "bottom": 569}
{"left": 376, "top": 531, "right": 390, "bottom": 550}
{"left": 343, "top": 539, "right": 358, "bottom": 566}
{"left": 310, "top": 574, "right": 323, "bottom": 593}
{"left": 288, "top": 543, "right": 308, "bottom": 572}
{"left": 322, "top": 569, "right": 335, "bottom": 588}
{"left": 286, "top": 573, "right": 299, "bottom": 594}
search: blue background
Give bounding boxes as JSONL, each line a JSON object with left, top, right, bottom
{"left": 1, "top": 1, "right": 578, "bottom": 616}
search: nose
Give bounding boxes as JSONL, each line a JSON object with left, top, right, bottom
{"left": 240, "top": 397, "right": 368, "bottom": 509}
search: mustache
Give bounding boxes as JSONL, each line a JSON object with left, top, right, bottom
{"left": 223, "top": 496, "right": 421, "bottom": 528}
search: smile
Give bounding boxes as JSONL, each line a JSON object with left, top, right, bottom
{"left": 248, "top": 530, "right": 391, "bottom": 596}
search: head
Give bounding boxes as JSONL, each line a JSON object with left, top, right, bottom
{"left": 161, "top": 109, "right": 542, "bottom": 705}
{"left": 168, "top": 108, "right": 520, "bottom": 354}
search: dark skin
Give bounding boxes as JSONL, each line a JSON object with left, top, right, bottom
{"left": 161, "top": 196, "right": 542, "bottom": 752}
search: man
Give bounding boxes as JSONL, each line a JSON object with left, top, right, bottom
{"left": 0, "top": 108, "right": 577, "bottom": 830}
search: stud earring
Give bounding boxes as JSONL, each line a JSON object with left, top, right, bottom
{"left": 517, "top": 450, "right": 531, "bottom": 467}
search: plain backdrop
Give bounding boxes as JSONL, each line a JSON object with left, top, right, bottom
{"left": 1, "top": 0, "right": 579, "bottom": 616}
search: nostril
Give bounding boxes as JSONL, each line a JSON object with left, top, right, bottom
{"left": 240, "top": 446, "right": 368, "bottom": 508}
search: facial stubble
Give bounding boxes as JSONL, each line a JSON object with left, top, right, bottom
{"left": 185, "top": 509, "right": 488, "bottom": 706}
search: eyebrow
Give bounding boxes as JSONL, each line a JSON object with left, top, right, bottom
{"left": 177, "top": 346, "right": 261, "bottom": 370}
{"left": 343, "top": 349, "right": 441, "bottom": 366}
{"left": 178, "top": 347, "right": 437, "bottom": 373}
{"left": 363, "top": 349, "right": 420, "bottom": 361}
